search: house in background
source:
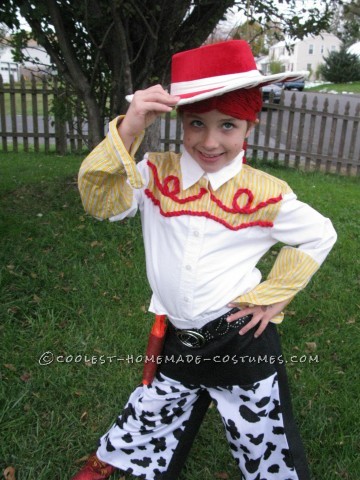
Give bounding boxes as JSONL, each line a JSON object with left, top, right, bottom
{"left": 0, "top": 39, "right": 52, "bottom": 83}
{"left": 20, "top": 39, "right": 53, "bottom": 79}
{"left": 347, "top": 41, "right": 360, "bottom": 58}
{"left": 258, "top": 32, "right": 342, "bottom": 80}
{"left": 0, "top": 46, "right": 20, "bottom": 82}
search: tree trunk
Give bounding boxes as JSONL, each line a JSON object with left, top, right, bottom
{"left": 83, "top": 95, "right": 105, "bottom": 149}
{"left": 135, "top": 117, "right": 161, "bottom": 161}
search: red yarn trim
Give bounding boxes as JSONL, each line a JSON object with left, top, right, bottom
{"left": 146, "top": 160, "right": 282, "bottom": 230}
{"left": 145, "top": 189, "right": 274, "bottom": 230}
{"left": 147, "top": 160, "right": 207, "bottom": 204}
{"left": 209, "top": 189, "right": 282, "bottom": 214}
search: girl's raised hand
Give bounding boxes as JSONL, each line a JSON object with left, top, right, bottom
{"left": 119, "top": 85, "right": 180, "bottom": 151}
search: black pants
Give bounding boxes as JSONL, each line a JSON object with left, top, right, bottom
{"left": 96, "top": 320, "right": 311, "bottom": 480}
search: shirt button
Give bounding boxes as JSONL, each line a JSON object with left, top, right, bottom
{"left": 185, "top": 265, "right": 192, "bottom": 271}
{"left": 194, "top": 231, "right": 200, "bottom": 237}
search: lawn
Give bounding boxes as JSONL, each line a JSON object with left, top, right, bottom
{"left": 0, "top": 151, "right": 359, "bottom": 480}
{"left": 306, "top": 81, "right": 360, "bottom": 95}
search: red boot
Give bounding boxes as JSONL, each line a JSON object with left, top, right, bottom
{"left": 71, "top": 452, "right": 116, "bottom": 480}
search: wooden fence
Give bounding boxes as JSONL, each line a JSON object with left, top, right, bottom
{"left": 0, "top": 75, "right": 86, "bottom": 154}
{"left": 161, "top": 92, "right": 360, "bottom": 176}
{"left": 0, "top": 75, "right": 359, "bottom": 175}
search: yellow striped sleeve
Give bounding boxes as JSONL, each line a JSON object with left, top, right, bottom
{"left": 78, "top": 116, "right": 145, "bottom": 219}
{"left": 108, "top": 116, "right": 145, "bottom": 189}
{"left": 233, "top": 247, "right": 320, "bottom": 323}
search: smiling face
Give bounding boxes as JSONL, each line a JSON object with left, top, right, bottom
{"left": 181, "top": 110, "right": 252, "bottom": 173}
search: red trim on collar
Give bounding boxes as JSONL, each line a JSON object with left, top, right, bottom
{"left": 145, "top": 160, "right": 282, "bottom": 230}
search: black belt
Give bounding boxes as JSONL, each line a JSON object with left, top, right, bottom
{"left": 172, "top": 308, "right": 253, "bottom": 348}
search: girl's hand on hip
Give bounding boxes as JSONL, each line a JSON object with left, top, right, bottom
{"left": 226, "top": 298, "right": 292, "bottom": 338}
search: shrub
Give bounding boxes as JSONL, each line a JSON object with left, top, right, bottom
{"left": 320, "top": 47, "right": 360, "bottom": 83}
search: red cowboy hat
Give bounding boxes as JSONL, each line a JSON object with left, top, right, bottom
{"left": 126, "top": 40, "right": 308, "bottom": 105}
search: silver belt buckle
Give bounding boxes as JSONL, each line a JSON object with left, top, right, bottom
{"left": 177, "top": 329, "right": 206, "bottom": 348}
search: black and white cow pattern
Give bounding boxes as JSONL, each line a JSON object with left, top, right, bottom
{"left": 96, "top": 372, "right": 299, "bottom": 480}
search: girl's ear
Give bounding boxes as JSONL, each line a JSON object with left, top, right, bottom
{"left": 245, "top": 119, "right": 259, "bottom": 138}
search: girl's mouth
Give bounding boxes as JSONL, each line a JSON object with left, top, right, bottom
{"left": 198, "top": 151, "right": 224, "bottom": 162}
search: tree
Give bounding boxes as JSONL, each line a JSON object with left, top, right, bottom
{"left": 329, "top": 0, "right": 360, "bottom": 47}
{"left": 342, "top": 0, "right": 360, "bottom": 46}
{"left": 0, "top": 0, "right": 337, "bottom": 150}
{"left": 269, "top": 59, "right": 284, "bottom": 74}
{"left": 0, "top": 23, "right": 9, "bottom": 51}
{"left": 320, "top": 47, "right": 360, "bottom": 82}
{"left": 230, "top": 21, "right": 268, "bottom": 56}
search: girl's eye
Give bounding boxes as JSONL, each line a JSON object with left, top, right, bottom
{"left": 222, "top": 122, "right": 235, "bottom": 130}
{"left": 190, "top": 120, "right": 204, "bottom": 128}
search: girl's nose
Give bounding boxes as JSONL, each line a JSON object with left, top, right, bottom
{"left": 201, "top": 131, "right": 219, "bottom": 150}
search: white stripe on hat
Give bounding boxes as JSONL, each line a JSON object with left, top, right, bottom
{"left": 170, "top": 70, "right": 262, "bottom": 95}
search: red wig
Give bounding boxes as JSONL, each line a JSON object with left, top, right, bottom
{"left": 178, "top": 87, "right": 262, "bottom": 122}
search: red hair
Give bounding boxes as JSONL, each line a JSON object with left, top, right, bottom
{"left": 178, "top": 87, "right": 262, "bottom": 122}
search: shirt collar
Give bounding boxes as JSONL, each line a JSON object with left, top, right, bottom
{"left": 180, "top": 148, "right": 244, "bottom": 191}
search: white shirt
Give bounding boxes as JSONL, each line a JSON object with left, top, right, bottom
{"left": 108, "top": 149, "right": 337, "bottom": 329}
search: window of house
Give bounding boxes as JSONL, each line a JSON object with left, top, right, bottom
{"left": 307, "top": 64, "right": 312, "bottom": 71}
{"left": 321, "top": 45, "right": 324, "bottom": 53}
{"left": 331, "top": 45, "right": 336, "bottom": 51}
{"left": 309, "top": 44, "right": 314, "bottom": 54}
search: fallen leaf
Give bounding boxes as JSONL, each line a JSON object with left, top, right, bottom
{"left": 80, "top": 411, "right": 88, "bottom": 422}
{"left": 305, "top": 342, "right": 317, "bottom": 352}
{"left": 90, "top": 240, "right": 102, "bottom": 247}
{"left": 7, "top": 306, "right": 20, "bottom": 315}
{"left": 33, "top": 294, "right": 41, "bottom": 303}
{"left": 346, "top": 317, "right": 356, "bottom": 324}
{"left": 215, "top": 473, "right": 229, "bottom": 479}
{"left": 74, "top": 455, "right": 90, "bottom": 464}
{"left": 4, "top": 364, "right": 16, "bottom": 372}
{"left": 20, "top": 372, "right": 31, "bottom": 382}
{"left": 3, "top": 466, "right": 16, "bottom": 480}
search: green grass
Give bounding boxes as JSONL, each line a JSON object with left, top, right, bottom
{"left": 1, "top": 152, "right": 359, "bottom": 479}
{"left": 306, "top": 82, "right": 360, "bottom": 94}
